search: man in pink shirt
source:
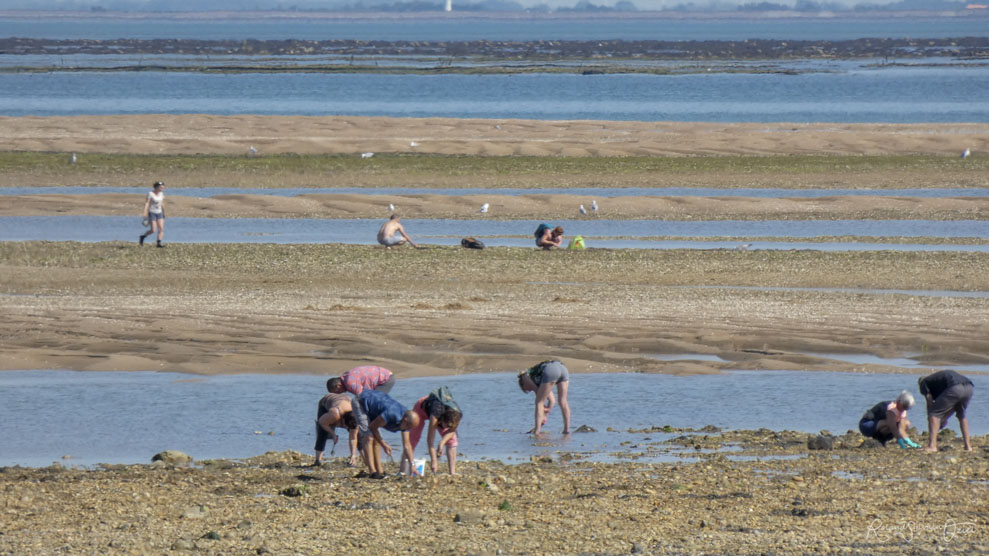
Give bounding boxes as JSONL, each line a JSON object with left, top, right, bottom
{"left": 329, "top": 365, "right": 395, "bottom": 396}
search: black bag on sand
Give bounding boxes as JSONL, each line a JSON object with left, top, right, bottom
{"left": 461, "top": 237, "right": 485, "bottom": 249}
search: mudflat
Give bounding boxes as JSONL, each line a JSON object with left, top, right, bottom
{"left": 1, "top": 115, "right": 988, "bottom": 554}
{"left": 0, "top": 115, "right": 987, "bottom": 376}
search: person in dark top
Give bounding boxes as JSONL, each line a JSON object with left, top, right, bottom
{"left": 858, "top": 391, "right": 921, "bottom": 448}
{"left": 918, "top": 370, "right": 975, "bottom": 452}
{"left": 352, "top": 389, "right": 420, "bottom": 479}
{"left": 406, "top": 387, "right": 462, "bottom": 475}
{"left": 312, "top": 388, "right": 359, "bottom": 467}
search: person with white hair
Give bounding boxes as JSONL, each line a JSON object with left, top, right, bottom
{"left": 858, "top": 390, "right": 922, "bottom": 448}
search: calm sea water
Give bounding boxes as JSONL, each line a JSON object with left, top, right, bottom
{"left": 2, "top": 14, "right": 988, "bottom": 41}
{"left": 3, "top": 67, "right": 988, "bottom": 122}
{"left": 1, "top": 216, "right": 986, "bottom": 251}
{"left": 1, "top": 370, "right": 984, "bottom": 468}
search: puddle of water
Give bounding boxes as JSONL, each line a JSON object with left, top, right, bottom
{"left": 1, "top": 370, "right": 986, "bottom": 468}
{"left": 726, "top": 453, "right": 806, "bottom": 462}
{"left": 806, "top": 353, "right": 989, "bottom": 373}
{"left": 648, "top": 353, "right": 730, "bottom": 363}
{"left": 1, "top": 216, "right": 988, "bottom": 253}
{"left": 832, "top": 470, "right": 865, "bottom": 480}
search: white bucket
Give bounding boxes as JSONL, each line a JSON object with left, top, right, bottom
{"left": 413, "top": 458, "right": 426, "bottom": 476}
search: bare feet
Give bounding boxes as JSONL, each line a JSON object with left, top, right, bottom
{"left": 923, "top": 446, "right": 938, "bottom": 453}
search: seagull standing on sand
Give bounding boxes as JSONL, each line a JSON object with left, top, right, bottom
{"left": 480, "top": 203, "right": 489, "bottom": 214}
{"left": 579, "top": 204, "right": 587, "bottom": 215}
{"left": 961, "top": 148, "right": 971, "bottom": 159}
{"left": 388, "top": 203, "right": 395, "bottom": 212}
{"left": 591, "top": 200, "right": 598, "bottom": 213}
{"left": 410, "top": 141, "right": 419, "bottom": 148}
{"left": 248, "top": 145, "right": 258, "bottom": 157}
{"left": 69, "top": 153, "right": 77, "bottom": 164}
{"left": 361, "top": 152, "right": 374, "bottom": 159}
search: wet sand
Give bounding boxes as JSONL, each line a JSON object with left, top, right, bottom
{"left": 1, "top": 242, "right": 987, "bottom": 377}
{"left": 0, "top": 116, "right": 987, "bottom": 377}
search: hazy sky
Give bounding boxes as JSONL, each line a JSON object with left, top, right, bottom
{"left": 5, "top": 0, "right": 912, "bottom": 10}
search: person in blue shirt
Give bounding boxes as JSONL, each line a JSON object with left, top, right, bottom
{"left": 353, "top": 389, "right": 420, "bottom": 479}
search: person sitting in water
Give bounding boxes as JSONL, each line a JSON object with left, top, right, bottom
{"left": 918, "top": 369, "right": 975, "bottom": 452}
{"left": 312, "top": 379, "right": 359, "bottom": 467}
{"left": 405, "top": 387, "right": 462, "bottom": 475}
{"left": 377, "top": 214, "right": 418, "bottom": 248}
{"left": 352, "top": 389, "right": 420, "bottom": 479}
{"left": 517, "top": 360, "right": 571, "bottom": 435}
{"left": 858, "top": 390, "right": 921, "bottom": 448}
{"left": 536, "top": 225, "right": 564, "bottom": 250}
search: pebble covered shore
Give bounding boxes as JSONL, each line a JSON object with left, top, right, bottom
{"left": 2, "top": 429, "right": 987, "bottom": 554}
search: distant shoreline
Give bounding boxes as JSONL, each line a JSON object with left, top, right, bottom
{"left": 3, "top": 36, "right": 988, "bottom": 61}
{"left": 1, "top": 9, "right": 987, "bottom": 20}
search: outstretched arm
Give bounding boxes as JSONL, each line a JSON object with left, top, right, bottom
{"left": 399, "top": 225, "right": 418, "bottom": 248}
{"left": 369, "top": 416, "right": 392, "bottom": 456}
{"left": 348, "top": 428, "right": 359, "bottom": 465}
{"left": 427, "top": 418, "right": 440, "bottom": 472}
{"left": 533, "top": 382, "right": 555, "bottom": 434}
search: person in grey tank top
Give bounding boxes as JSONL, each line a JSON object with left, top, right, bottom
{"left": 517, "top": 360, "right": 571, "bottom": 435}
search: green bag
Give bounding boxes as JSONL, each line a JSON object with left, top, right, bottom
{"left": 568, "top": 235, "right": 585, "bottom": 249}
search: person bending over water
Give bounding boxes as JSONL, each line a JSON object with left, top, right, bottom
{"left": 329, "top": 365, "right": 395, "bottom": 396}
{"left": 353, "top": 389, "right": 420, "bottom": 479}
{"left": 377, "top": 214, "right": 418, "bottom": 248}
{"left": 918, "top": 369, "right": 975, "bottom": 452}
{"left": 518, "top": 360, "right": 571, "bottom": 435}
{"left": 313, "top": 380, "right": 359, "bottom": 467}
{"left": 858, "top": 390, "right": 921, "bottom": 448}
{"left": 405, "top": 386, "right": 462, "bottom": 475}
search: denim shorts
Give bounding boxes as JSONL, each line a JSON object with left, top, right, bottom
{"left": 148, "top": 212, "right": 164, "bottom": 222}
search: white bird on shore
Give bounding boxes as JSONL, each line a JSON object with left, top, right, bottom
{"left": 591, "top": 200, "right": 598, "bottom": 213}
{"left": 735, "top": 243, "right": 752, "bottom": 251}
{"left": 388, "top": 203, "right": 395, "bottom": 212}
{"left": 361, "top": 152, "right": 375, "bottom": 159}
{"left": 579, "top": 204, "right": 587, "bottom": 215}
{"left": 248, "top": 145, "right": 258, "bottom": 157}
{"left": 961, "top": 148, "right": 971, "bottom": 159}
{"left": 480, "top": 203, "right": 489, "bottom": 214}
{"left": 69, "top": 153, "right": 77, "bottom": 164}
{"left": 410, "top": 141, "right": 419, "bottom": 148}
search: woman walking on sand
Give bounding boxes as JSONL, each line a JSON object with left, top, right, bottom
{"left": 139, "top": 181, "right": 165, "bottom": 248}
{"left": 518, "top": 360, "right": 571, "bottom": 435}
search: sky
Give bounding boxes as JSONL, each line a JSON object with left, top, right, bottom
{"left": 1, "top": 0, "right": 922, "bottom": 11}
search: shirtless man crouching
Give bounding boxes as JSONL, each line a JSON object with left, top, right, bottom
{"left": 377, "top": 214, "right": 418, "bottom": 248}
